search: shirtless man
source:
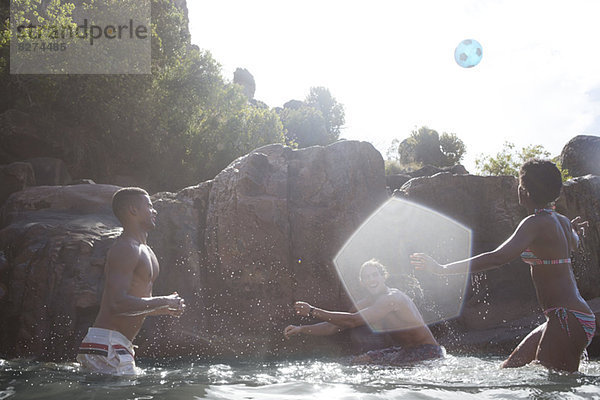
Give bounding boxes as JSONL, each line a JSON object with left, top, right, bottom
{"left": 77, "top": 187, "right": 185, "bottom": 375}
{"left": 284, "top": 259, "right": 443, "bottom": 365}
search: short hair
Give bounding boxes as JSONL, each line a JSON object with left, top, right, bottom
{"left": 519, "top": 159, "right": 562, "bottom": 205}
{"left": 112, "top": 187, "right": 149, "bottom": 223}
{"left": 359, "top": 259, "right": 389, "bottom": 282}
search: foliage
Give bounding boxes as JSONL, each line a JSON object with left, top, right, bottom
{"left": 280, "top": 87, "right": 345, "bottom": 148}
{"left": 280, "top": 104, "right": 327, "bottom": 148}
{"left": 384, "top": 160, "right": 404, "bottom": 176}
{"left": 0, "top": 0, "right": 286, "bottom": 191}
{"left": 397, "top": 126, "right": 465, "bottom": 168}
{"left": 553, "top": 157, "right": 573, "bottom": 183}
{"left": 475, "top": 142, "right": 551, "bottom": 177}
{"left": 439, "top": 132, "right": 466, "bottom": 166}
{"left": 306, "top": 86, "right": 345, "bottom": 139}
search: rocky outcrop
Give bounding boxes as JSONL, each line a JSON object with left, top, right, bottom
{"left": 398, "top": 173, "right": 600, "bottom": 353}
{"left": 406, "top": 164, "right": 469, "bottom": 179}
{"left": 233, "top": 68, "right": 256, "bottom": 100}
{"left": 556, "top": 175, "right": 600, "bottom": 299}
{"left": 141, "top": 141, "right": 387, "bottom": 358}
{"left": 386, "top": 164, "right": 468, "bottom": 192}
{"left": 0, "top": 184, "right": 121, "bottom": 360}
{"left": 0, "top": 141, "right": 387, "bottom": 360}
{"left": 396, "top": 173, "right": 538, "bottom": 331}
{"left": 385, "top": 174, "right": 412, "bottom": 192}
{"left": 1, "top": 140, "right": 599, "bottom": 361}
{"left": 560, "top": 135, "right": 600, "bottom": 177}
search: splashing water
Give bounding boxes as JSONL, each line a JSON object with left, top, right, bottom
{"left": 334, "top": 198, "right": 472, "bottom": 331}
{"left": 1, "top": 356, "right": 599, "bottom": 399}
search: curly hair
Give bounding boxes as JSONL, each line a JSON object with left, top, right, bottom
{"left": 519, "top": 159, "right": 562, "bottom": 205}
{"left": 359, "top": 259, "right": 389, "bottom": 282}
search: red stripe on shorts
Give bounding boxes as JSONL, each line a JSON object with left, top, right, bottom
{"left": 79, "top": 342, "right": 109, "bottom": 351}
{"left": 113, "top": 344, "right": 134, "bottom": 357}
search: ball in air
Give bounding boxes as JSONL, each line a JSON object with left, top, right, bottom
{"left": 454, "top": 39, "right": 483, "bottom": 68}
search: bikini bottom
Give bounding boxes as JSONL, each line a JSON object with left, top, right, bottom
{"left": 544, "top": 307, "right": 596, "bottom": 347}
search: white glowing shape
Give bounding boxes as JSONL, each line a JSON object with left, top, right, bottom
{"left": 333, "top": 197, "right": 472, "bottom": 331}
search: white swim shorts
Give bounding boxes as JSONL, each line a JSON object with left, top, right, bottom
{"left": 76, "top": 327, "right": 140, "bottom": 376}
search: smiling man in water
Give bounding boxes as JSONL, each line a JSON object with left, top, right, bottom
{"left": 284, "top": 259, "right": 443, "bottom": 365}
{"left": 77, "top": 187, "right": 185, "bottom": 375}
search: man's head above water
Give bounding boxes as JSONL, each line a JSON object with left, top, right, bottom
{"left": 359, "top": 259, "right": 390, "bottom": 296}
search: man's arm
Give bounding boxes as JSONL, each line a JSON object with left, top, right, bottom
{"left": 283, "top": 322, "right": 344, "bottom": 339}
{"left": 104, "top": 244, "right": 184, "bottom": 316}
{"left": 283, "top": 298, "right": 371, "bottom": 338}
{"left": 293, "top": 298, "right": 397, "bottom": 329}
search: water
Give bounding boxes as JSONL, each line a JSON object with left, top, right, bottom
{"left": 1, "top": 356, "right": 600, "bottom": 399}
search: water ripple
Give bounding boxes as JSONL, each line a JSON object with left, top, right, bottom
{"left": 0, "top": 357, "right": 599, "bottom": 399}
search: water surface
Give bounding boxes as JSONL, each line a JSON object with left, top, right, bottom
{"left": 1, "top": 356, "right": 599, "bottom": 399}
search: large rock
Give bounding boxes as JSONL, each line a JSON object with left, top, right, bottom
{"left": 396, "top": 173, "right": 539, "bottom": 331}
{"left": 0, "top": 141, "right": 387, "bottom": 360}
{"left": 560, "top": 135, "right": 600, "bottom": 177}
{"left": 556, "top": 175, "right": 600, "bottom": 299}
{"left": 385, "top": 174, "right": 412, "bottom": 192}
{"left": 406, "top": 164, "right": 469, "bottom": 179}
{"left": 1, "top": 142, "right": 599, "bottom": 361}
{"left": 0, "top": 184, "right": 121, "bottom": 359}
{"left": 140, "top": 141, "right": 387, "bottom": 359}
{"left": 386, "top": 164, "right": 469, "bottom": 193}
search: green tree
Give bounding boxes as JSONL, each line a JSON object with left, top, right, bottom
{"left": 0, "top": 0, "right": 287, "bottom": 192}
{"left": 397, "top": 126, "right": 465, "bottom": 168}
{"left": 279, "top": 87, "right": 345, "bottom": 148}
{"left": 439, "top": 132, "right": 466, "bottom": 166}
{"left": 280, "top": 104, "right": 327, "bottom": 148}
{"left": 475, "top": 142, "right": 551, "bottom": 176}
{"left": 306, "top": 86, "right": 345, "bottom": 140}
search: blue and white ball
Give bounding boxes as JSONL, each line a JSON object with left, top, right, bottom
{"left": 454, "top": 39, "right": 483, "bottom": 68}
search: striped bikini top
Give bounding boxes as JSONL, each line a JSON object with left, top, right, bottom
{"left": 520, "top": 207, "right": 571, "bottom": 266}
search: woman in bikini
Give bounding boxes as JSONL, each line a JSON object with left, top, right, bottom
{"left": 410, "top": 159, "right": 594, "bottom": 372}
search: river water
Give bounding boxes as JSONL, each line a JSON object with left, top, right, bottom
{"left": 1, "top": 356, "right": 599, "bottom": 399}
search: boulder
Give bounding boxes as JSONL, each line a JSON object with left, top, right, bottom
{"left": 386, "top": 174, "right": 412, "bottom": 192}
{"left": 556, "top": 175, "right": 600, "bottom": 299}
{"left": 1, "top": 141, "right": 599, "bottom": 361}
{"left": 560, "top": 135, "right": 600, "bottom": 177}
{"left": 0, "top": 184, "right": 121, "bottom": 360}
{"left": 396, "top": 173, "right": 539, "bottom": 331}
{"left": 233, "top": 68, "right": 256, "bottom": 100}
{"left": 0, "top": 162, "right": 35, "bottom": 207}
{"left": 144, "top": 141, "right": 387, "bottom": 359}
{"left": 407, "top": 164, "right": 469, "bottom": 178}
{"left": 0, "top": 141, "right": 387, "bottom": 360}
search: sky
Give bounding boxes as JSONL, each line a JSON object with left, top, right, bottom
{"left": 187, "top": 0, "right": 600, "bottom": 171}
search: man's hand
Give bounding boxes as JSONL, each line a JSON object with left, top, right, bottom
{"left": 161, "top": 292, "right": 186, "bottom": 317}
{"left": 571, "top": 216, "right": 589, "bottom": 237}
{"left": 293, "top": 301, "right": 313, "bottom": 317}
{"left": 410, "top": 253, "right": 444, "bottom": 274}
{"left": 283, "top": 324, "right": 303, "bottom": 339}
